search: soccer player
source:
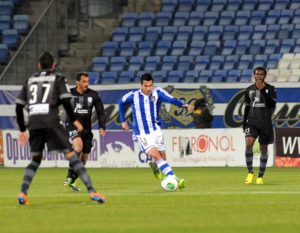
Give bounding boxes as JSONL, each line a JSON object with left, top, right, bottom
{"left": 119, "top": 73, "right": 193, "bottom": 188}
{"left": 64, "top": 72, "right": 106, "bottom": 191}
{"left": 15, "top": 52, "right": 106, "bottom": 205}
{"left": 243, "top": 67, "right": 277, "bottom": 185}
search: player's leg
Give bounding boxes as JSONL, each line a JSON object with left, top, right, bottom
{"left": 244, "top": 126, "right": 258, "bottom": 184}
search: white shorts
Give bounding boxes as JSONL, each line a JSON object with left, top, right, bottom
{"left": 136, "top": 129, "right": 165, "bottom": 153}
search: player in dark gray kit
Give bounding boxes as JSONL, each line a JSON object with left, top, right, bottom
{"left": 64, "top": 72, "right": 106, "bottom": 191}
{"left": 15, "top": 52, "right": 106, "bottom": 205}
{"left": 243, "top": 67, "right": 277, "bottom": 185}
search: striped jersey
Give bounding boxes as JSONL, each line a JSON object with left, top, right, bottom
{"left": 119, "top": 86, "right": 184, "bottom": 135}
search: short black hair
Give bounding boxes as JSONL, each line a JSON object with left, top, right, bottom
{"left": 253, "top": 67, "right": 267, "bottom": 76}
{"left": 140, "top": 73, "right": 153, "bottom": 84}
{"left": 76, "top": 72, "right": 89, "bottom": 81}
{"left": 39, "top": 51, "right": 54, "bottom": 69}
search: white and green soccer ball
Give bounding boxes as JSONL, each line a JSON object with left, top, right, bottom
{"left": 161, "top": 176, "right": 178, "bottom": 192}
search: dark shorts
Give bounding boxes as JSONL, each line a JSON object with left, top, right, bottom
{"left": 29, "top": 125, "right": 72, "bottom": 156}
{"left": 65, "top": 123, "right": 93, "bottom": 154}
{"left": 244, "top": 124, "right": 274, "bottom": 145}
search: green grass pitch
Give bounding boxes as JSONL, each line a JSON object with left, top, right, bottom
{"left": 1, "top": 167, "right": 300, "bottom": 233}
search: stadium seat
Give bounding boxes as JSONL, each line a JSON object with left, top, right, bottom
{"left": 128, "top": 27, "right": 145, "bottom": 42}
{"left": 210, "top": 0, "right": 225, "bottom": 11}
{"left": 291, "top": 24, "right": 300, "bottom": 39}
{"left": 119, "top": 41, "right": 136, "bottom": 56}
{"left": 290, "top": 0, "right": 300, "bottom": 10}
{"left": 152, "top": 70, "right": 166, "bottom": 82}
{"left": 219, "top": 11, "right": 235, "bottom": 26}
{"left": 0, "top": 1, "right": 14, "bottom": 16}
{"left": 187, "top": 11, "right": 203, "bottom": 26}
{"left": 0, "top": 43, "right": 9, "bottom": 64}
{"left": 226, "top": 0, "right": 242, "bottom": 11}
{"left": 265, "top": 10, "right": 280, "bottom": 25}
{"left": 13, "top": 15, "right": 30, "bottom": 34}
{"left": 178, "top": 0, "right": 194, "bottom": 12}
{"left": 121, "top": 12, "right": 137, "bottom": 27}
{"left": 277, "top": 24, "right": 293, "bottom": 40}
{"left": 278, "top": 10, "right": 294, "bottom": 24}
{"left": 91, "top": 57, "right": 109, "bottom": 72}
{"left": 118, "top": 71, "right": 135, "bottom": 83}
{"left": 160, "top": 0, "right": 177, "bottom": 12}
{"left": 188, "top": 40, "right": 205, "bottom": 56}
{"left": 203, "top": 40, "right": 220, "bottom": 56}
{"left": 226, "top": 70, "right": 241, "bottom": 82}
{"left": 256, "top": 0, "right": 273, "bottom": 10}
{"left": 223, "top": 54, "right": 239, "bottom": 70}
{"left": 191, "top": 25, "right": 207, "bottom": 41}
{"left": 279, "top": 39, "right": 295, "bottom": 53}
{"left": 137, "top": 41, "right": 154, "bottom": 56}
{"left": 198, "top": 70, "right": 212, "bottom": 83}
{"left": 264, "top": 24, "right": 280, "bottom": 40}
{"left": 144, "top": 56, "right": 161, "bottom": 71}
{"left": 112, "top": 27, "right": 128, "bottom": 42}
{"left": 273, "top": 0, "right": 289, "bottom": 10}
{"left": 252, "top": 25, "right": 267, "bottom": 40}
{"left": 264, "top": 39, "right": 279, "bottom": 54}
{"left": 0, "top": 15, "right": 11, "bottom": 35}
{"left": 170, "top": 40, "right": 187, "bottom": 56}
{"left": 194, "top": 55, "right": 210, "bottom": 70}
{"left": 234, "top": 11, "right": 251, "bottom": 25}
{"left": 110, "top": 56, "right": 127, "bottom": 72}
{"left": 177, "top": 55, "right": 194, "bottom": 71}
{"left": 87, "top": 71, "right": 100, "bottom": 84}
{"left": 101, "top": 41, "right": 119, "bottom": 56}
{"left": 194, "top": 0, "right": 210, "bottom": 11}
{"left": 241, "top": 0, "right": 257, "bottom": 11}
{"left": 235, "top": 40, "right": 251, "bottom": 55}
{"left": 248, "top": 10, "right": 265, "bottom": 26}
{"left": 292, "top": 9, "right": 300, "bottom": 24}
{"left": 222, "top": 25, "right": 238, "bottom": 40}
{"left": 237, "top": 25, "right": 253, "bottom": 40}
{"left": 202, "top": 11, "right": 219, "bottom": 26}
{"left": 138, "top": 12, "right": 154, "bottom": 27}
{"left": 207, "top": 25, "right": 223, "bottom": 41}
{"left": 2, "top": 29, "right": 19, "bottom": 49}
{"left": 252, "top": 54, "right": 267, "bottom": 68}
{"left": 161, "top": 26, "right": 177, "bottom": 41}
{"left": 222, "top": 40, "right": 236, "bottom": 55}
{"left": 209, "top": 55, "right": 224, "bottom": 70}
{"left": 155, "top": 12, "right": 172, "bottom": 26}
{"left": 173, "top": 11, "right": 189, "bottom": 26}
{"left": 183, "top": 70, "right": 199, "bottom": 83}
{"left": 167, "top": 70, "right": 184, "bottom": 83}
{"left": 128, "top": 56, "right": 144, "bottom": 71}
{"left": 161, "top": 56, "right": 177, "bottom": 71}
{"left": 100, "top": 71, "right": 118, "bottom": 84}
{"left": 240, "top": 69, "right": 252, "bottom": 82}
{"left": 154, "top": 40, "right": 171, "bottom": 56}
{"left": 248, "top": 40, "right": 265, "bottom": 55}
{"left": 237, "top": 55, "right": 253, "bottom": 70}
{"left": 145, "top": 26, "right": 162, "bottom": 41}
{"left": 266, "top": 54, "right": 281, "bottom": 69}
{"left": 211, "top": 70, "right": 226, "bottom": 82}
{"left": 176, "top": 26, "right": 193, "bottom": 41}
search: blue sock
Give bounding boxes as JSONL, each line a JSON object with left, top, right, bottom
{"left": 156, "top": 159, "right": 174, "bottom": 176}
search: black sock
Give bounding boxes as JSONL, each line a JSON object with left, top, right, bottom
{"left": 245, "top": 152, "right": 253, "bottom": 173}
{"left": 20, "top": 160, "right": 40, "bottom": 195}
{"left": 258, "top": 152, "right": 268, "bottom": 178}
{"left": 66, "top": 151, "right": 80, "bottom": 183}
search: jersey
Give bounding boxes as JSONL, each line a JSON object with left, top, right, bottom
{"left": 244, "top": 82, "right": 277, "bottom": 128}
{"left": 67, "top": 87, "right": 105, "bottom": 132}
{"left": 16, "top": 71, "right": 72, "bottom": 130}
{"left": 119, "top": 86, "right": 184, "bottom": 135}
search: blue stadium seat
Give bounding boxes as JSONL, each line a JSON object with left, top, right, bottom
{"left": 91, "top": 57, "right": 109, "bottom": 72}
{"left": 223, "top": 54, "right": 239, "bottom": 70}
{"left": 128, "top": 56, "right": 144, "bottom": 71}
{"left": 203, "top": 40, "right": 220, "bottom": 55}
{"left": 134, "top": 71, "right": 145, "bottom": 83}
{"left": 235, "top": 40, "right": 251, "bottom": 55}
{"left": 101, "top": 41, "right": 119, "bottom": 56}
{"left": 292, "top": 24, "right": 300, "bottom": 39}
{"left": 273, "top": 0, "right": 289, "bottom": 10}
{"left": 161, "top": 56, "right": 177, "bottom": 71}
{"left": 170, "top": 41, "right": 187, "bottom": 56}
{"left": 137, "top": 41, "right": 154, "bottom": 56}
{"left": 234, "top": 11, "right": 251, "bottom": 25}
{"left": 222, "top": 25, "right": 238, "bottom": 40}
{"left": 128, "top": 27, "right": 145, "bottom": 42}
{"left": 87, "top": 71, "right": 100, "bottom": 84}
{"left": 210, "top": 0, "right": 225, "bottom": 11}
{"left": 145, "top": 26, "right": 162, "bottom": 41}
{"left": 161, "top": 0, "right": 177, "bottom": 12}
{"left": 13, "top": 15, "right": 30, "bottom": 34}
{"left": 177, "top": 55, "right": 194, "bottom": 71}
{"left": 290, "top": 0, "right": 300, "bottom": 10}
{"left": 112, "top": 27, "right": 128, "bottom": 42}
{"left": 266, "top": 54, "right": 281, "bottom": 69}
{"left": 248, "top": 40, "right": 265, "bottom": 55}
{"left": 183, "top": 70, "right": 199, "bottom": 83}
{"left": 265, "top": 10, "right": 280, "bottom": 25}
{"left": 240, "top": 69, "right": 252, "bottom": 82}
{"left": 144, "top": 56, "right": 161, "bottom": 71}
{"left": 256, "top": 0, "right": 273, "bottom": 11}
{"left": 191, "top": 25, "right": 207, "bottom": 41}
{"left": 294, "top": 39, "right": 300, "bottom": 53}
{"left": 211, "top": 70, "right": 226, "bottom": 82}
{"left": 155, "top": 12, "right": 172, "bottom": 26}
{"left": 110, "top": 56, "right": 127, "bottom": 72}
{"left": 173, "top": 11, "right": 189, "bottom": 26}
{"left": 187, "top": 11, "right": 203, "bottom": 26}
{"left": 178, "top": 0, "right": 194, "bottom": 12}
{"left": 2, "top": 29, "right": 19, "bottom": 49}
{"left": 194, "top": 55, "right": 210, "bottom": 70}
{"left": 0, "top": 43, "right": 9, "bottom": 64}
{"left": 237, "top": 25, "right": 253, "bottom": 40}
{"left": 176, "top": 26, "right": 193, "bottom": 41}
{"left": 252, "top": 25, "right": 267, "bottom": 40}
{"left": 121, "top": 12, "right": 137, "bottom": 27}
{"left": 219, "top": 11, "right": 235, "bottom": 26}
{"left": 167, "top": 70, "right": 184, "bottom": 83}
{"left": 188, "top": 40, "right": 205, "bottom": 56}
{"left": 249, "top": 10, "right": 265, "bottom": 26}
{"left": 221, "top": 40, "right": 237, "bottom": 55}
{"left": 237, "top": 55, "right": 253, "bottom": 70}
{"left": 0, "top": 15, "right": 11, "bottom": 35}
{"left": 264, "top": 39, "right": 279, "bottom": 54}
{"left": 241, "top": 0, "right": 257, "bottom": 11}
{"left": 161, "top": 26, "right": 177, "bottom": 41}
{"left": 154, "top": 40, "right": 171, "bottom": 56}
{"left": 194, "top": 0, "right": 210, "bottom": 11}
{"left": 264, "top": 24, "right": 280, "bottom": 40}
{"left": 202, "top": 11, "right": 219, "bottom": 26}
{"left": 278, "top": 10, "right": 294, "bottom": 24}
{"left": 100, "top": 71, "right": 118, "bottom": 84}
{"left": 226, "top": 70, "right": 241, "bottom": 82}
{"left": 292, "top": 9, "right": 300, "bottom": 24}
{"left": 0, "top": 1, "right": 14, "bottom": 16}
{"left": 209, "top": 55, "right": 224, "bottom": 70}
{"left": 138, "top": 12, "right": 154, "bottom": 27}
{"left": 152, "top": 70, "right": 166, "bottom": 82}
{"left": 198, "top": 70, "right": 212, "bottom": 83}
{"left": 252, "top": 54, "right": 267, "bottom": 68}
{"left": 277, "top": 24, "right": 293, "bottom": 40}
{"left": 207, "top": 25, "right": 223, "bottom": 41}
{"left": 226, "top": 0, "right": 242, "bottom": 11}
{"left": 119, "top": 41, "right": 136, "bottom": 56}
{"left": 118, "top": 71, "right": 135, "bottom": 83}
{"left": 279, "top": 39, "right": 295, "bottom": 53}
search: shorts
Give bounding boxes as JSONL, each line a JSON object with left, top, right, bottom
{"left": 29, "top": 125, "right": 72, "bottom": 156}
{"left": 136, "top": 129, "right": 165, "bottom": 153}
{"left": 65, "top": 123, "right": 93, "bottom": 154}
{"left": 244, "top": 124, "right": 274, "bottom": 145}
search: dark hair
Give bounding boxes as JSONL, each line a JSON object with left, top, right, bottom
{"left": 140, "top": 73, "right": 153, "bottom": 84}
{"left": 39, "top": 51, "right": 54, "bottom": 69}
{"left": 253, "top": 67, "right": 267, "bottom": 76}
{"left": 76, "top": 72, "right": 89, "bottom": 81}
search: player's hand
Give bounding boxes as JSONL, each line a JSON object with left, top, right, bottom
{"left": 255, "top": 80, "right": 265, "bottom": 90}
{"left": 99, "top": 129, "right": 106, "bottom": 136}
{"left": 18, "top": 132, "right": 28, "bottom": 147}
{"left": 183, "top": 104, "right": 194, "bottom": 112}
{"left": 122, "top": 122, "right": 130, "bottom": 130}
{"left": 73, "top": 120, "right": 83, "bottom": 132}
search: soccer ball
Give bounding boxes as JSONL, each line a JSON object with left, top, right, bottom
{"left": 161, "top": 176, "right": 178, "bottom": 192}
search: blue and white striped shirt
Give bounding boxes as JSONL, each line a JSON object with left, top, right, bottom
{"left": 119, "top": 86, "right": 184, "bottom": 135}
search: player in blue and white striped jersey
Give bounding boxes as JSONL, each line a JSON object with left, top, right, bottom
{"left": 119, "top": 73, "right": 193, "bottom": 189}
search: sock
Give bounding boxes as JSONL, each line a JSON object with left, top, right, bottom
{"left": 69, "top": 155, "right": 95, "bottom": 193}
{"left": 20, "top": 160, "right": 40, "bottom": 195}
{"left": 156, "top": 159, "right": 174, "bottom": 176}
{"left": 67, "top": 151, "right": 81, "bottom": 183}
{"left": 245, "top": 151, "right": 253, "bottom": 173}
{"left": 258, "top": 152, "right": 268, "bottom": 178}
